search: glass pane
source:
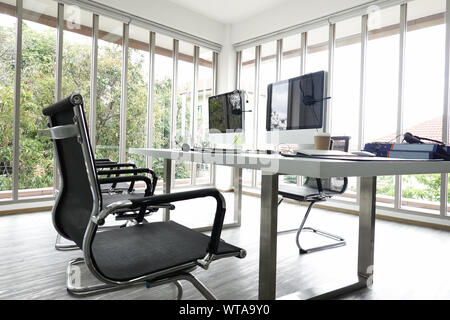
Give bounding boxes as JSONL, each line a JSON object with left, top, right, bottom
{"left": 0, "top": 1, "right": 16, "bottom": 201}
{"left": 281, "top": 34, "right": 301, "bottom": 80}
{"left": 152, "top": 33, "right": 173, "bottom": 186}
{"left": 256, "top": 41, "right": 276, "bottom": 187}
{"left": 258, "top": 41, "right": 276, "bottom": 149}
{"left": 240, "top": 47, "right": 255, "bottom": 187}
{"left": 19, "top": 0, "right": 57, "bottom": 198}
{"left": 194, "top": 47, "right": 213, "bottom": 185}
{"left": 365, "top": 5, "right": 400, "bottom": 207}
{"left": 306, "top": 25, "right": 329, "bottom": 73}
{"left": 174, "top": 41, "right": 194, "bottom": 187}
{"left": 332, "top": 16, "right": 362, "bottom": 203}
{"left": 62, "top": 5, "right": 92, "bottom": 118}
{"left": 402, "top": 0, "right": 445, "bottom": 215}
{"left": 126, "top": 25, "right": 149, "bottom": 169}
{"left": 95, "top": 16, "right": 123, "bottom": 162}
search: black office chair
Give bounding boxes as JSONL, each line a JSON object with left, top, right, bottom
{"left": 94, "top": 159, "right": 157, "bottom": 195}
{"left": 278, "top": 136, "right": 350, "bottom": 254}
{"left": 42, "top": 94, "right": 246, "bottom": 299}
{"left": 51, "top": 117, "right": 158, "bottom": 251}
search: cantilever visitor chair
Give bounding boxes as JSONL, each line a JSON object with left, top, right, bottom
{"left": 278, "top": 136, "right": 350, "bottom": 254}
{"left": 49, "top": 110, "right": 158, "bottom": 252}
{"left": 42, "top": 94, "right": 246, "bottom": 299}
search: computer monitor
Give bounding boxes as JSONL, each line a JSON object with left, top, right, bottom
{"left": 208, "top": 90, "right": 245, "bottom": 134}
{"left": 265, "top": 71, "right": 328, "bottom": 148}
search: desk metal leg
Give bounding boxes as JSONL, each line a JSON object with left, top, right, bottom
{"left": 279, "top": 176, "right": 377, "bottom": 300}
{"left": 163, "top": 159, "right": 172, "bottom": 221}
{"left": 233, "top": 167, "right": 242, "bottom": 227}
{"left": 259, "top": 173, "right": 279, "bottom": 300}
{"left": 357, "top": 176, "right": 377, "bottom": 282}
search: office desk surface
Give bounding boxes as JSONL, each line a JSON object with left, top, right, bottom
{"left": 129, "top": 147, "right": 450, "bottom": 300}
{"left": 130, "top": 148, "right": 450, "bottom": 178}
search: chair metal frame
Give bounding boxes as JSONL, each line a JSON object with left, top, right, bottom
{"left": 278, "top": 136, "right": 350, "bottom": 254}
{"left": 43, "top": 94, "right": 246, "bottom": 299}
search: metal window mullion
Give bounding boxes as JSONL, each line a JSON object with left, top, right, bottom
{"left": 89, "top": 14, "right": 99, "bottom": 150}
{"left": 253, "top": 45, "right": 261, "bottom": 188}
{"left": 12, "top": 0, "right": 23, "bottom": 201}
{"left": 119, "top": 23, "right": 129, "bottom": 163}
{"left": 55, "top": 3, "right": 64, "bottom": 102}
{"left": 441, "top": 0, "right": 450, "bottom": 217}
{"left": 191, "top": 46, "right": 199, "bottom": 186}
{"left": 395, "top": 4, "right": 407, "bottom": 210}
{"left": 300, "top": 32, "right": 307, "bottom": 75}
{"left": 236, "top": 51, "right": 242, "bottom": 89}
{"left": 54, "top": 2, "right": 64, "bottom": 192}
{"left": 298, "top": 33, "right": 307, "bottom": 187}
{"left": 211, "top": 51, "right": 219, "bottom": 186}
{"left": 325, "top": 23, "right": 335, "bottom": 134}
{"left": 276, "top": 39, "right": 283, "bottom": 82}
{"left": 170, "top": 39, "right": 179, "bottom": 188}
{"left": 146, "top": 31, "right": 156, "bottom": 170}
{"left": 357, "top": 14, "right": 369, "bottom": 207}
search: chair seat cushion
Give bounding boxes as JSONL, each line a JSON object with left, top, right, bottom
{"left": 102, "top": 192, "right": 146, "bottom": 208}
{"left": 91, "top": 221, "right": 242, "bottom": 281}
{"left": 279, "top": 185, "right": 340, "bottom": 202}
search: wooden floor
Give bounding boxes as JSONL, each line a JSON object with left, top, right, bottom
{"left": 0, "top": 192, "right": 450, "bottom": 300}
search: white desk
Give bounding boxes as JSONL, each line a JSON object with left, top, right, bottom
{"left": 130, "top": 148, "right": 450, "bottom": 300}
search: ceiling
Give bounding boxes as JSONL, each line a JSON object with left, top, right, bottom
{"left": 166, "top": 0, "right": 293, "bottom": 24}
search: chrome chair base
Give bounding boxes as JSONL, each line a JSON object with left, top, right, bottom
{"left": 296, "top": 227, "right": 346, "bottom": 254}
{"left": 278, "top": 199, "right": 346, "bottom": 255}
{"left": 66, "top": 258, "right": 216, "bottom": 300}
{"left": 55, "top": 234, "right": 78, "bottom": 251}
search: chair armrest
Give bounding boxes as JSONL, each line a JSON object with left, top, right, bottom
{"left": 97, "top": 168, "right": 152, "bottom": 176}
{"left": 95, "top": 158, "right": 113, "bottom": 162}
{"left": 98, "top": 175, "right": 153, "bottom": 196}
{"left": 96, "top": 163, "right": 137, "bottom": 169}
{"left": 97, "top": 168, "right": 158, "bottom": 195}
{"left": 128, "top": 188, "right": 226, "bottom": 255}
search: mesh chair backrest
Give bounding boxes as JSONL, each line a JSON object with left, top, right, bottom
{"left": 304, "top": 136, "right": 350, "bottom": 193}
{"left": 42, "top": 95, "right": 100, "bottom": 248}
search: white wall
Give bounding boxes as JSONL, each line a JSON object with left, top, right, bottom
{"left": 231, "top": 0, "right": 375, "bottom": 44}
{"left": 95, "top": 0, "right": 227, "bottom": 44}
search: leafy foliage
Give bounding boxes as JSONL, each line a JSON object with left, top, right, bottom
{"left": 0, "top": 22, "right": 191, "bottom": 191}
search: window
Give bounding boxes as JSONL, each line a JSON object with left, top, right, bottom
{"left": 256, "top": 41, "right": 277, "bottom": 187}
{"left": 126, "top": 25, "right": 149, "bottom": 169}
{"left": 281, "top": 34, "right": 301, "bottom": 80}
{"left": 174, "top": 41, "right": 194, "bottom": 186}
{"left": 19, "top": 0, "right": 57, "bottom": 198}
{"left": 306, "top": 25, "right": 329, "bottom": 73}
{"left": 402, "top": 0, "right": 446, "bottom": 214}
{"left": 194, "top": 47, "right": 214, "bottom": 185}
{"left": 365, "top": 5, "right": 401, "bottom": 207}
{"left": 95, "top": 16, "right": 123, "bottom": 162}
{"left": 240, "top": 47, "right": 256, "bottom": 187}
{"left": 0, "top": 0, "right": 16, "bottom": 201}
{"left": 152, "top": 33, "right": 173, "bottom": 184}
{"left": 62, "top": 5, "right": 92, "bottom": 118}
{"left": 332, "top": 17, "right": 362, "bottom": 202}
